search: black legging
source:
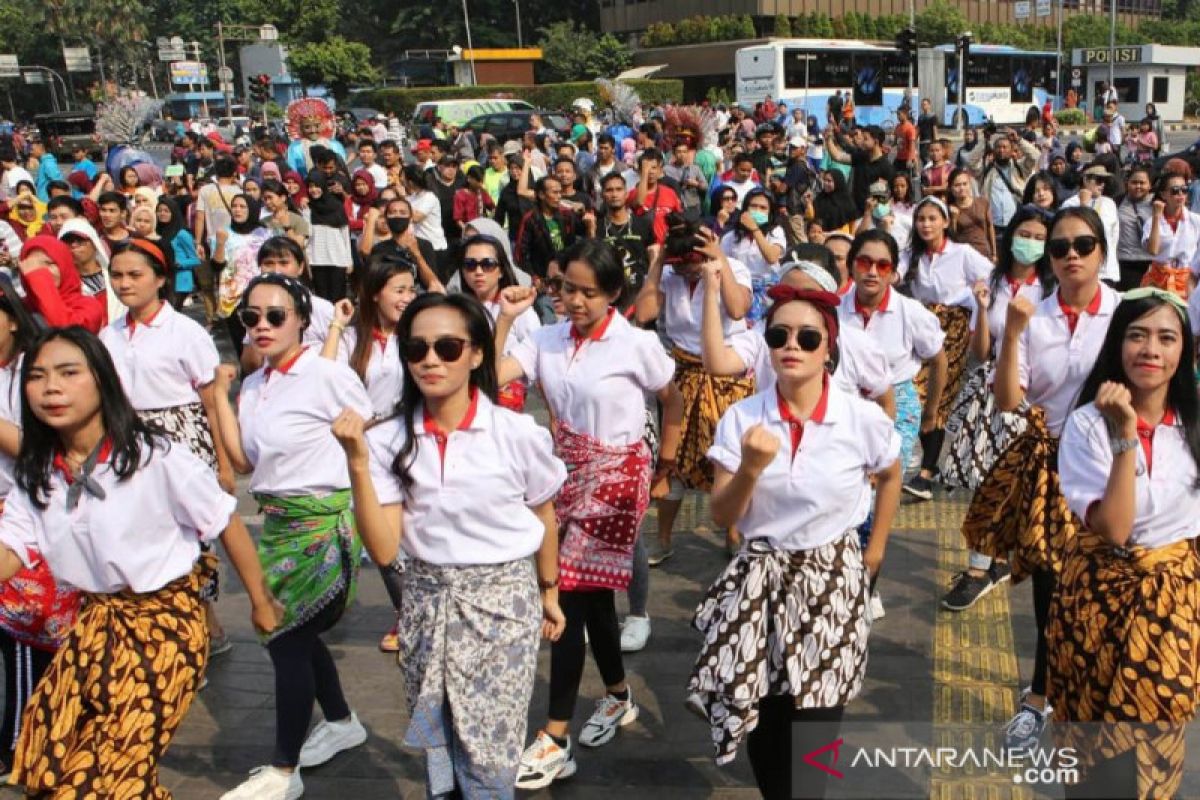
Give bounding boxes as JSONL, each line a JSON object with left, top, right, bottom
{"left": 378, "top": 564, "right": 403, "bottom": 612}
{"left": 919, "top": 428, "right": 946, "bottom": 475}
{"left": 311, "top": 265, "right": 348, "bottom": 302}
{"left": 267, "top": 592, "right": 352, "bottom": 768}
{"left": 548, "top": 589, "right": 625, "bottom": 722}
{"left": 223, "top": 313, "right": 246, "bottom": 360}
{"left": 1030, "top": 567, "right": 1055, "bottom": 697}
{"left": 1117, "top": 259, "right": 1151, "bottom": 292}
{"left": 747, "top": 697, "right": 845, "bottom": 800}
{"left": 0, "top": 630, "right": 54, "bottom": 767}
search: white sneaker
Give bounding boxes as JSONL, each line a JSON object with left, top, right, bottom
{"left": 297, "top": 712, "right": 367, "bottom": 768}
{"left": 578, "top": 690, "right": 638, "bottom": 747}
{"left": 869, "top": 591, "right": 885, "bottom": 621}
{"left": 514, "top": 730, "right": 577, "bottom": 790}
{"left": 620, "top": 615, "right": 651, "bottom": 653}
{"left": 220, "top": 766, "right": 304, "bottom": 800}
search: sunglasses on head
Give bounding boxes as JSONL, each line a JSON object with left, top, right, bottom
{"left": 1168, "top": 185, "right": 1189, "bottom": 195}
{"left": 402, "top": 336, "right": 470, "bottom": 363}
{"left": 765, "top": 326, "right": 824, "bottom": 351}
{"left": 853, "top": 255, "right": 894, "bottom": 274}
{"left": 462, "top": 257, "right": 500, "bottom": 273}
{"left": 1046, "top": 235, "right": 1100, "bottom": 259}
{"left": 238, "top": 307, "right": 291, "bottom": 328}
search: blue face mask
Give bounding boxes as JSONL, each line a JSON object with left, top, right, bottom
{"left": 872, "top": 202, "right": 891, "bottom": 219}
{"left": 1011, "top": 235, "right": 1045, "bottom": 264}
{"left": 750, "top": 210, "right": 769, "bottom": 226}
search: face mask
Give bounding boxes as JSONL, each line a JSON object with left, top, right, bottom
{"left": 872, "top": 202, "right": 891, "bottom": 219}
{"left": 1011, "top": 236, "right": 1045, "bottom": 264}
{"left": 749, "top": 210, "right": 769, "bottom": 226}
{"left": 386, "top": 217, "right": 410, "bottom": 235}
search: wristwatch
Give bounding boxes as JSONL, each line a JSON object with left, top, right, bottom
{"left": 1110, "top": 436, "right": 1138, "bottom": 455}
{"left": 538, "top": 577, "right": 559, "bottom": 590}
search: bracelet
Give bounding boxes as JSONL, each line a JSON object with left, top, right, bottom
{"left": 329, "top": 321, "right": 346, "bottom": 331}
{"left": 538, "top": 577, "right": 558, "bottom": 590}
{"left": 1110, "top": 436, "right": 1138, "bottom": 455}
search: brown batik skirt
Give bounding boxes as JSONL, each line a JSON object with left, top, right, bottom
{"left": 914, "top": 303, "right": 971, "bottom": 428}
{"left": 672, "top": 347, "right": 755, "bottom": 493}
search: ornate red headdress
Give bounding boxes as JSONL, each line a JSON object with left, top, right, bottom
{"left": 286, "top": 98, "right": 335, "bottom": 140}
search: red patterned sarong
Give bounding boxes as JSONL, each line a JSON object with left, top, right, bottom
{"left": 497, "top": 379, "right": 528, "bottom": 413}
{"left": 554, "top": 422, "right": 652, "bottom": 592}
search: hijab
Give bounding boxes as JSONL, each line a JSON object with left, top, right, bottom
{"left": 306, "top": 173, "right": 349, "bottom": 228}
{"left": 18, "top": 234, "right": 106, "bottom": 331}
{"left": 351, "top": 168, "right": 378, "bottom": 207}
{"left": 813, "top": 170, "right": 857, "bottom": 231}
{"left": 57, "top": 218, "right": 123, "bottom": 324}
{"left": 283, "top": 170, "right": 309, "bottom": 204}
{"left": 229, "top": 195, "right": 265, "bottom": 236}
{"left": 156, "top": 197, "right": 185, "bottom": 242}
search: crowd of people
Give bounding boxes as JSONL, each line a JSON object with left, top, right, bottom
{"left": 0, "top": 88, "right": 1193, "bottom": 800}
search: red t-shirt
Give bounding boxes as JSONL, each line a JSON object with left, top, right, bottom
{"left": 628, "top": 184, "right": 682, "bottom": 245}
{"left": 894, "top": 121, "right": 917, "bottom": 163}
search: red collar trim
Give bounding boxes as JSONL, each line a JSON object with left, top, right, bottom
{"left": 53, "top": 438, "right": 113, "bottom": 483}
{"left": 422, "top": 388, "right": 481, "bottom": 439}
{"left": 1057, "top": 286, "right": 1102, "bottom": 333}
{"left": 1136, "top": 408, "right": 1176, "bottom": 476}
{"left": 1005, "top": 272, "right": 1039, "bottom": 296}
{"left": 571, "top": 307, "right": 616, "bottom": 347}
{"left": 266, "top": 346, "right": 308, "bottom": 378}
{"left": 837, "top": 281, "right": 853, "bottom": 297}
{"left": 126, "top": 302, "right": 166, "bottom": 335}
{"left": 854, "top": 285, "right": 891, "bottom": 324}
{"left": 928, "top": 236, "right": 948, "bottom": 257}
{"left": 371, "top": 328, "right": 390, "bottom": 351}
{"left": 1166, "top": 211, "right": 1184, "bottom": 233}
{"left": 775, "top": 376, "right": 830, "bottom": 458}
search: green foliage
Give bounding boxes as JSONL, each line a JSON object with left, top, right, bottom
{"left": 706, "top": 85, "right": 732, "bottom": 105}
{"left": 287, "top": 36, "right": 379, "bottom": 103}
{"left": 361, "top": 79, "right": 683, "bottom": 119}
{"left": 774, "top": 14, "right": 791, "bottom": 37}
{"left": 1054, "top": 108, "right": 1086, "bottom": 126}
{"left": 915, "top": 0, "right": 968, "bottom": 46}
{"left": 640, "top": 14, "right": 759, "bottom": 47}
{"left": 536, "top": 21, "right": 633, "bottom": 83}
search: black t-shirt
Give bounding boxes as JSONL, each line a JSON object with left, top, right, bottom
{"left": 428, "top": 175, "right": 465, "bottom": 243}
{"left": 849, "top": 149, "right": 895, "bottom": 214}
{"left": 917, "top": 113, "right": 937, "bottom": 144}
{"left": 369, "top": 238, "right": 432, "bottom": 278}
{"left": 596, "top": 212, "right": 654, "bottom": 302}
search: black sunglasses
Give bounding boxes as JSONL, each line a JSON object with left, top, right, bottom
{"left": 462, "top": 257, "right": 500, "bottom": 273}
{"left": 402, "top": 336, "right": 470, "bottom": 363}
{"left": 764, "top": 326, "right": 823, "bottom": 352}
{"left": 1168, "top": 186, "right": 1189, "bottom": 196}
{"left": 1046, "top": 235, "right": 1100, "bottom": 259}
{"left": 238, "top": 307, "right": 291, "bottom": 328}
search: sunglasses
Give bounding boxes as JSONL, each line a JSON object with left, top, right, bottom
{"left": 238, "top": 307, "right": 292, "bottom": 328}
{"left": 1046, "top": 235, "right": 1100, "bottom": 259}
{"left": 765, "top": 326, "right": 824, "bottom": 351}
{"left": 462, "top": 257, "right": 500, "bottom": 273}
{"left": 402, "top": 336, "right": 470, "bottom": 363}
{"left": 853, "top": 255, "right": 894, "bottom": 274}
{"left": 1168, "top": 186, "right": 1189, "bottom": 196}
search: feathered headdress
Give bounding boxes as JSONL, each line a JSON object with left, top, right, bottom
{"left": 286, "top": 98, "right": 335, "bottom": 140}
{"left": 95, "top": 94, "right": 163, "bottom": 145}
{"left": 594, "top": 78, "right": 641, "bottom": 127}
{"left": 662, "top": 105, "right": 722, "bottom": 150}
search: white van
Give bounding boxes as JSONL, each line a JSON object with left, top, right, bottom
{"left": 411, "top": 98, "right": 534, "bottom": 131}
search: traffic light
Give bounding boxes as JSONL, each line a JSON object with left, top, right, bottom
{"left": 955, "top": 32, "right": 973, "bottom": 65}
{"left": 250, "top": 74, "right": 271, "bottom": 104}
{"left": 895, "top": 26, "right": 918, "bottom": 64}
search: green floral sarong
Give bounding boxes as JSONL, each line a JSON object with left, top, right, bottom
{"left": 254, "top": 490, "right": 362, "bottom": 643}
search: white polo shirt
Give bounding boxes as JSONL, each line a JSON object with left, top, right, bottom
{"left": 968, "top": 274, "right": 1048, "bottom": 351}
{"left": 897, "top": 240, "right": 993, "bottom": 308}
{"left": 101, "top": 303, "right": 220, "bottom": 411}
{"left": 239, "top": 347, "right": 372, "bottom": 496}
{"left": 330, "top": 327, "right": 405, "bottom": 420}
{"left": 838, "top": 287, "right": 945, "bottom": 384}
{"left": 1061, "top": 403, "right": 1200, "bottom": 549}
{"left": 707, "top": 383, "right": 900, "bottom": 551}
{"left": 660, "top": 258, "right": 752, "bottom": 356}
{"left": 1142, "top": 210, "right": 1200, "bottom": 272}
{"left": 720, "top": 227, "right": 787, "bottom": 281}
{"left": 1014, "top": 284, "right": 1118, "bottom": 437}
{"left": 0, "top": 357, "right": 21, "bottom": 498}
{"left": 0, "top": 442, "right": 237, "bottom": 593}
{"left": 510, "top": 310, "right": 675, "bottom": 446}
{"left": 727, "top": 325, "right": 892, "bottom": 400}
{"left": 367, "top": 392, "right": 567, "bottom": 565}
{"left": 242, "top": 293, "right": 346, "bottom": 352}
{"left": 483, "top": 299, "right": 541, "bottom": 355}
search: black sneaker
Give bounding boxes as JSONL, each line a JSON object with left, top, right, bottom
{"left": 941, "top": 570, "right": 995, "bottom": 611}
{"left": 903, "top": 475, "right": 934, "bottom": 501}
{"left": 989, "top": 561, "right": 1013, "bottom": 586}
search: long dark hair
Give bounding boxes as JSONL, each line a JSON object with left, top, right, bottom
{"left": 1075, "top": 295, "right": 1200, "bottom": 488}
{"left": 349, "top": 253, "right": 418, "bottom": 382}
{"left": 256, "top": 235, "right": 314, "bottom": 288}
{"left": 457, "top": 234, "right": 519, "bottom": 297}
{"left": 733, "top": 188, "right": 781, "bottom": 242}
{"left": 389, "top": 293, "right": 497, "bottom": 496}
{"left": 813, "top": 170, "right": 857, "bottom": 231}
{"left": 0, "top": 288, "right": 40, "bottom": 412}
{"left": 1049, "top": 206, "right": 1108, "bottom": 263}
{"left": 15, "top": 327, "right": 163, "bottom": 509}
{"left": 901, "top": 197, "right": 951, "bottom": 294}
{"left": 990, "top": 205, "right": 1056, "bottom": 308}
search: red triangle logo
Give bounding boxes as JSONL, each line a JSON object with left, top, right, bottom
{"left": 801, "top": 737, "right": 844, "bottom": 779}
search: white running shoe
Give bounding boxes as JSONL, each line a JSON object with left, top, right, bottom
{"left": 869, "top": 591, "right": 886, "bottom": 621}
{"left": 297, "top": 712, "right": 367, "bottom": 768}
{"left": 620, "top": 615, "right": 651, "bottom": 652}
{"left": 578, "top": 690, "right": 639, "bottom": 747}
{"left": 514, "top": 730, "right": 577, "bottom": 790}
{"left": 220, "top": 766, "right": 304, "bottom": 800}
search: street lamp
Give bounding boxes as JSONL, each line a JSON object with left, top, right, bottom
{"left": 461, "top": 0, "right": 477, "bottom": 86}
{"left": 514, "top": 0, "right": 523, "bottom": 48}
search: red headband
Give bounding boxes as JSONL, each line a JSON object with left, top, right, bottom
{"left": 125, "top": 238, "right": 167, "bottom": 269}
{"left": 765, "top": 285, "right": 840, "bottom": 347}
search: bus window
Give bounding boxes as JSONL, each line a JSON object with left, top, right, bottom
{"left": 853, "top": 54, "right": 884, "bottom": 106}
{"left": 784, "top": 49, "right": 851, "bottom": 90}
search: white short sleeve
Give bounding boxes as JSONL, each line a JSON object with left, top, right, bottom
{"left": 332, "top": 361, "right": 374, "bottom": 419}
{"left": 1058, "top": 406, "right": 1111, "bottom": 523}
{"left": 1190, "top": 290, "right": 1200, "bottom": 338}
{"left": 633, "top": 331, "right": 675, "bottom": 393}
{"left": 366, "top": 420, "right": 406, "bottom": 507}
{"left": 1016, "top": 328, "right": 1032, "bottom": 391}
{"left": 963, "top": 246, "right": 993, "bottom": 286}
{"left": 160, "top": 444, "right": 237, "bottom": 543}
{"left": 858, "top": 400, "right": 902, "bottom": 473}
{"left": 183, "top": 329, "right": 221, "bottom": 389}
{"left": 706, "top": 406, "right": 745, "bottom": 475}
{"left": 909, "top": 302, "right": 946, "bottom": 361}
{"left": 508, "top": 413, "right": 568, "bottom": 506}
{"left": 508, "top": 324, "right": 546, "bottom": 384}
{"left": 844, "top": 330, "right": 893, "bottom": 399}
{"left": 0, "top": 489, "right": 38, "bottom": 568}
{"left": 728, "top": 256, "right": 754, "bottom": 289}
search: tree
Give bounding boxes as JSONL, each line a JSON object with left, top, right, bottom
{"left": 537, "top": 20, "right": 632, "bottom": 82}
{"left": 774, "top": 14, "right": 791, "bottom": 37}
{"left": 915, "top": 0, "right": 968, "bottom": 46}
{"left": 592, "top": 34, "right": 633, "bottom": 79}
{"left": 287, "top": 36, "right": 378, "bottom": 102}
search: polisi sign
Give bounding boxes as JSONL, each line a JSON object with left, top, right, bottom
{"left": 1079, "top": 47, "right": 1143, "bottom": 65}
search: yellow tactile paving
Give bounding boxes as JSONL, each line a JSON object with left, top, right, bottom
{"left": 929, "top": 500, "right": 1033, "bottom": 800}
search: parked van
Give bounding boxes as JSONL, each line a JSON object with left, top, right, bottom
{"left": 410, "top": 98, "right": 533, "bottom": 134}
